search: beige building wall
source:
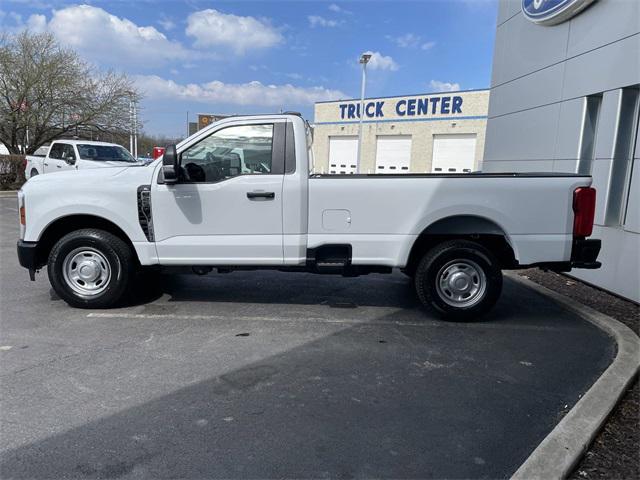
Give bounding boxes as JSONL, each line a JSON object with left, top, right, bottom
{"left": 312, "top": 89, "right": 490, "bottom": 174}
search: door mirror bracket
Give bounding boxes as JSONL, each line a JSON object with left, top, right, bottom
{"left": 162, "top": 145, "right": 179, "bottom": 184}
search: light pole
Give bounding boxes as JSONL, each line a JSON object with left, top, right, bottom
{"left": 129, "top": 97, "right": 134, "bottom": 155}
{"left": 128, "top": 92, "right": 138, "bottom": 158}
{"left": 133, "top": 99, "right": 138, "bottom": 159}
{"left": 356, "top": 53, "right": 371, "bottom": 174}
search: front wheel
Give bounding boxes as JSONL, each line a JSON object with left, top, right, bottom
{"left": 414, "top": 240, "right": 503, "bottom": 321}
{"left": 48, "top": 229, "right": 135, "bottom": 308}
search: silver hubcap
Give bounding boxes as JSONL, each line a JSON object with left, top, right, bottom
{"left": 62, "top": 248, "right": 111, "bottom": 296}
{"left": 436, "top": 260, "right": 486, "bottom": 307}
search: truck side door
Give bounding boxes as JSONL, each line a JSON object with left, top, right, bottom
{"left": 152, "top": 121, "right": 285, "bottom": 265}
{"left": 45, "top": 143, "right": 76, "bottom": 173}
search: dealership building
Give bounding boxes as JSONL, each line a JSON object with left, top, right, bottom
{"left": 312, "top": 89, "right": 489, "bottom": 175}
{"left": 484, "top": 0, "right": 639, "bottom": 302}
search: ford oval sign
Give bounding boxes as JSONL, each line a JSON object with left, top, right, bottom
{"left": 522, "top": 0, "right": 597, "bottom": 26}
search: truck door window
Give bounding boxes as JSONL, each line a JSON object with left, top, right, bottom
{"left": 48, "top": 143, "right": 64, "bottom": 160}
{"left": 62, "top": 144, "right": 76, "bottom": 161}
{"left": 181, "top": 124, "right": 274, "bottom": 183}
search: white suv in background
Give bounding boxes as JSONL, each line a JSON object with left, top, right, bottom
{"left": 25, "top": 140, "right": 141, "bottom": 179}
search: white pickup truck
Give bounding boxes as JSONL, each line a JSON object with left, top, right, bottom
{"left": 16, "top": 114, "right": 601, "bottom": 319}
{"left": 25, "top": 140, "right": 140, "bottom": 179}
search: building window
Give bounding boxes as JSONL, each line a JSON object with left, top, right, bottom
{"left": 577, "top": 94, "right": 602, "bottom": 175}
{"left": 605, "top": 86, "right": 640, "bottom": 226}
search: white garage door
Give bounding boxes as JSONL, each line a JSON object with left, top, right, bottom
{"left": 328, "top": 136, "right": 358, "bottom": 174}
{"left": 432, "top": 134, "right": 477, "bottom": 173}
{"left": 375, "top": 135, "right": 412, "bottom": 173}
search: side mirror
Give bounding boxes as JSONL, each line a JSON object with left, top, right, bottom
{"left": 64, "top": 155, "right": 76, "bottom": 165}
{"left": 162, "top": 145, "right": 179, "bottom": 184}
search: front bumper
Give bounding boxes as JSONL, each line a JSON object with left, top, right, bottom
{"left": 17, "top": 240, "right": 39, "bottom": 280}
{"left": 570, "top": 238, "right": 601, "bottom": 269}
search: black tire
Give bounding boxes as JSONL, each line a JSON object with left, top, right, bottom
{"left": 30, "top": 169, "right": 39, "bottom": 177}
{"left": 47, "top": 229, "right": 135, "bottom": 308}
{"left": 414, "top": 240, "right": 502, "bottom": 321}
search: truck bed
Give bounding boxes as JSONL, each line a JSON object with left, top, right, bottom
{"left": 311, "top": 172, "right": 587, "bottom": 178}
{"left": 307, "top": 173, "right": 592, "bottom": 267}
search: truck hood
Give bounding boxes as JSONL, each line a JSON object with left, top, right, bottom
{"left": 84, "top": 160, "right": 147, "bottom": 167}
{"left": 22, "top": 163, "right": 154, "bottom": 191}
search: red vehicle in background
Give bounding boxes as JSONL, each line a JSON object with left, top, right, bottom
{"left": 152, "top": 147, "right": 166, "bottom": 160}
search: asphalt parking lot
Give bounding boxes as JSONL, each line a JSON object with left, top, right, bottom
{"left": 0, "top": 195, "right": 616, "bottom": 479}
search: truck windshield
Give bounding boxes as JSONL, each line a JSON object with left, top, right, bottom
{"left": 77, "top": 145, "right": 136, "bottom": 162}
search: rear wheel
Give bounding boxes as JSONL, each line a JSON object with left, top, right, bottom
{"left": 48, "top": 229, "right": 135, "bottom": 308}
{"left": 414, "top": 240, "right": 502, "bottom": 321}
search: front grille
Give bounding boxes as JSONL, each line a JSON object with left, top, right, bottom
{"left": 137, "top": 185, "right": 154, "bottom": 241}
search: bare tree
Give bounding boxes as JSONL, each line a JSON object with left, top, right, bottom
{"left": 0, "top": 31, "right": 141, "bottom": 154}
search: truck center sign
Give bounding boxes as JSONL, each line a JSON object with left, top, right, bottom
{"left": 338, "top": 95, "right": 465, "bottom": 120}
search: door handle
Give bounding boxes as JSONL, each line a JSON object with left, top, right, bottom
{"left": 246, "top": 191, "right": 275, "bottom": 200}
{"left": 57, "top": 165, "right": 62, "bottom": 168}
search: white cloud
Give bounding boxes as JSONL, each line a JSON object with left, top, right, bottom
{"left": 308, "top": 15, "right": 340, "bottom": 28}
{"left": 0, "top": 10, "right": 46, "bottom": 33}
{"left": 387, "top": 33, "right": 436, "bottom": 51}
{"left": 361, "top": 51, "right": 398, "bottom": 71}
{"left": 36, "top": 5, "right": 192, "bottom": 66}
{"left": 186, "top": 9, "right": 283, "bottom": 54}
{"left": 429, "top": 80, "right": 461, "bottom": 92}
{"left": 158, "top": 17, "right": 175, "bottom": 31}
{"left": 26, "top": 13, "right": 46, "bottom": 32}
{"left": 135, "top": 75, "right": 347, "bottom": 107}
{"left": 328, "top": 3, "right": 352, "bottom": 14}
{"left": 388, "top": 33, "right": 420, "bottom": 48}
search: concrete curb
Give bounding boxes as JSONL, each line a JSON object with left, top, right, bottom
{"left": 507, "top": 272, "right": 640, "bottom": 480}
{"left": 0, "top": 190, "right": 18, "bottom": 197}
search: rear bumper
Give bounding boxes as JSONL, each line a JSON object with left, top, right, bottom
{"left": 570, "top": 238, "right": 601, "bottom": 269}
{"left": 532, "top": 238, "right": 601, "bottom": 272}
{"left": 17, "top": 240, "right": 39, "bottom": 280}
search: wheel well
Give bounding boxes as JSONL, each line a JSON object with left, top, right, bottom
{"left": 35, "top": 215, "right": 135, "bottom": 268}
{"left": 404, "top": 216, "right": 517, "bottom": 275}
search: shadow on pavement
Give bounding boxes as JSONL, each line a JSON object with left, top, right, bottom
{"left": 0, "top": 279, "right": 615, "bottom": 479}
{"left": 160, "top": 271, "right": 423, "bottom": 309}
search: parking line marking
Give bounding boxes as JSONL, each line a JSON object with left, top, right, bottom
{"left": 86, "top": 312, "right": 561, "bottom": 331}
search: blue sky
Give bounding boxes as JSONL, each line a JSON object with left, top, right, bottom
{"left": 1, "top": 0, "right": 499, "bottom": 137}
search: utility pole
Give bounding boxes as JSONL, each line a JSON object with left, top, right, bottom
{"left": 133, "top": 99, "right": 138, "bottom": 158}
{"left": 129, "top": 98, "right": 133, "bottom": 155}
{"left": 356, "top": 53, "right": 372, "bottom": 174}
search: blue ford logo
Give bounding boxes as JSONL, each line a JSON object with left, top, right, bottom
{"left": 522, "top": 0, "right": 597, "bottom": 26}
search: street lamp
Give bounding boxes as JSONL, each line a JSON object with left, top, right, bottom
{"left": 356, "top": 53, "right": 372, "bottom": 174}
{"left": 127, "top": 92, "right": 138, "bottom": 159}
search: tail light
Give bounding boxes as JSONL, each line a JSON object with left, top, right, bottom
{"left": 573, "top": 187, "right": 596, "bottom": 237}
{"left": 23, "top": 158, "right": 28, "bottom": 170}
{"left": 17, "top": 190, "right": 25, "bottom": 240}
